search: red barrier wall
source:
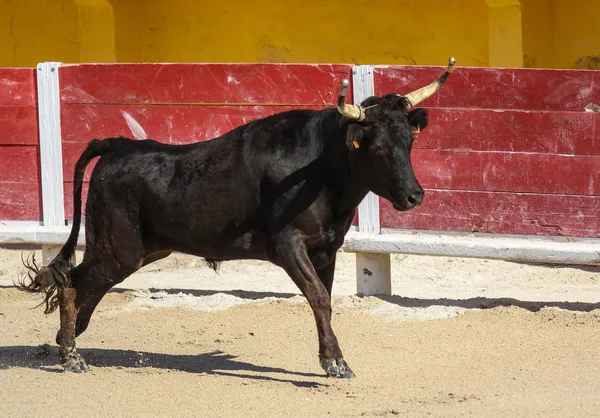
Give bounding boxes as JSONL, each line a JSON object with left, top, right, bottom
{"left": 0, "top": 68, "right": 41, "bottom": 221}
{"left": 377, "top": 65, "right": 600, "bottom": 237}
{"left": 58, "top": 63, "right": 353, "bottom": 218}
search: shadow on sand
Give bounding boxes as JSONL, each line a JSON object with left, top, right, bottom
{"left": 0, "top": 345, "right": 327, "bottom": 387}
{"left": 377, "top": 295, "right": 600, "bottom": 313}
{"left": 118, "top": 287, "right": 600, "bottom": 313}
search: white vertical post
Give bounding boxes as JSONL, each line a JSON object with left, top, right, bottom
{"left": 352, "top": 65, "right": 380, "bottom": 235}
{"left": 352, "top": 65, "right": 391, "bottom": 296}
{"left": 37, "top": 62, "right": 65, "bottom": 265}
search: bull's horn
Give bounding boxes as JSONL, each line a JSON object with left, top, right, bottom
{"left": 337, "top": 79, "right": 365, "bottom": 121}
{"left": 404, "top": 57, "right": 456, "bottom": 109}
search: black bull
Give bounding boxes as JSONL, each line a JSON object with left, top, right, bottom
{"left": 19, "top": 62, "right": 454, "bottom": 378}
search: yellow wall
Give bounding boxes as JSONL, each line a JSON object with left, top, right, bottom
{"left": 521, "top": 0, "right": 555, "bottom": 68}
{"left": 109, "top": 0, "right": 488, "bottom": 66}
{"left": 486, "top": 1, "right": 523, "bottom": 67}
{"left": 72, "top": 0, "right": 115, "bottom": 62}
{"left": 0, "top": 0, "right": 115, "bottom": 67}
{"left": 0, "top": 0, "right": 79, "bottom": 67}
{"left": 553, "top": 0, "right": 600, "bottom": 69}
{"left": 1, "top": 0, "right": 599, "bottom": 69}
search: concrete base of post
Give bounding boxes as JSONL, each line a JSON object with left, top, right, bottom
{"left": 355, "top": 252, "right": 391, "bottom": 296}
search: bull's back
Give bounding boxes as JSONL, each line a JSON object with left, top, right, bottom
{"left": 88, "top": 136, "right": 265, "bottom": 256}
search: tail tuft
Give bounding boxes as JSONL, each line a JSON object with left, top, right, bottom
{"left": 16, "top": 253, "right": 73, "bottom": 314}
{"left": 16, "top": 138, "right": 129, "bottom": 314}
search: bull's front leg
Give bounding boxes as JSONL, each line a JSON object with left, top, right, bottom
{"left": 271, "top": 234, "right": 355, "bottom": 378}
{"left": 58, "top": 287, "right": 89, "bottom": 372}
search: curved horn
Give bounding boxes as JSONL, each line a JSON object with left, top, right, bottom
{"left": 404, "top": 57, "right": 456, "bottom": 109}
{"left": 336, "top": 79, "right": 365, "bottom": 121}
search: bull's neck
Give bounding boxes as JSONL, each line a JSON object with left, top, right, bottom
{"left": 320, "top": 114, "right": 370, "bottom": 218}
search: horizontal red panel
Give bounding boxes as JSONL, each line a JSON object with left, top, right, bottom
{"left": 420, "top": 108, "right": 600, "bottom": 155}
{"left": 375, "top": 65, "right": 599, "bottom": 112}
{"left": 61, "top": 103, "right": 325, "bottom": 151}
{"left": 0, "top": 182, "right": 42, "bottom": 221}
{"left": 0, "top": 68, "right": 37, "bottom": 106}
{"left": 0, "top": 145, "right": 40, "bottom": 183}
{"left": 380, "top": 190, "right": 600, "bottom": 238}
{"left": 412, "top": 149, "right": 600, "bottom": 196}
{"left": 60, "top": 63, "right": 353, "bottom": 105}
{"left": 0, "top": 106, "right": 39, "bottom": 145}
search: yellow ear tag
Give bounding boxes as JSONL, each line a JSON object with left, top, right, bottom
{"left": 353, "top": 140, "right": 360, "bottom": 149}
{"left": 413, "top": 125, "right": 421, "bottom": 134}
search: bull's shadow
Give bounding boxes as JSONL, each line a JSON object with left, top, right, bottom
{"left": 0, "top": 345, "right": 326, "bottom": 387}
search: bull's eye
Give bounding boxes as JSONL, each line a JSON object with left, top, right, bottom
{"left": 370, "top": 145, "right": 384, "bottom": 155}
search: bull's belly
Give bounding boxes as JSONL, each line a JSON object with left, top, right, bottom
{"left": 150, "top": 224, "right": 270, "bottom": 262}
{"left": 174, "top": 241, "right": 269, "bottom": 262}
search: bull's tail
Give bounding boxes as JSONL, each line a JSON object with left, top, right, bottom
{"left": 17, "top": 137, "right": 131, "bottom": 313}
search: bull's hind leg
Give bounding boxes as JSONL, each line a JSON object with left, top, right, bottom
{"left": 58, "top": 287, "right": 88, "bottom": 372}
{"left": 65, "top": 250, "right": 171, "bottom": 341}
{"left": 56, "top": 205, "right": 151, "bottom": 372}
{"left": 56, "top": 258, "right": 141, "bottom": 372}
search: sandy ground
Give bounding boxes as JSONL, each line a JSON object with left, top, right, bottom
{"left": 1, "top": 247, "right": 600, "bottom": 417}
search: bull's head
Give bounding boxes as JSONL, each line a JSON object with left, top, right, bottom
{"left": 337, "top": 57, "right": 455, "bottom": 211}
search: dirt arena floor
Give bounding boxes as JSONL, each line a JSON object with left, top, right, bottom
{"left": 1, "top": 247, "right": 600, "bottom": 417}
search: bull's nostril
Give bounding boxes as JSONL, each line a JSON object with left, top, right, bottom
{"left": 407, "top": 190, "right": 424, "bottom": 207}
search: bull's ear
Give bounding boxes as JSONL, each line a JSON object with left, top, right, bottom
{"left": 407, "top": 108, "right": 428, "bottom": 133}
{"left": 346, "top": 124, "right": 365, "bottom": 150}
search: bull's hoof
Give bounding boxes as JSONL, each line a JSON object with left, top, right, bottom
{"left": 320, "top": 358, "right": 356, "bottom": 379}
{"left": 61, "top": 352, "right": 89, "bottom": 373}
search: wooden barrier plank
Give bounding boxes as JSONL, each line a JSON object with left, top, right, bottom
{"left": 0, "top": 182, "right": 42, "bottom": 221}
{"left": 61, "top": 104, "right": 325, "bottom": 145}
{"left": 374, "top": 66, "right": 600, "bottom": 238}
{"left": 0, "top": 146, "right": 40, "bottom": 183}
{"left": 60, "top": 63, "right": 353, "bottom": 105}
{"left": 375, "top": 66, "right": 599, "bottom": 112}
{"left": 420, "top": 108, "right": 600, "bottom": 155}
{"left": 379, "top": 190, "right": 600, "bottom": 238}
{"left": 412, "top": 149, "right": 600, "bottom": 196}
{"left": 0, "top": 106, "right": 39, "bottom": 145}
{"left": 0, "top": 68, "right": 37, "bottom": 106}
{"left": 0, "top": 69, "right": 40, "bottom": 221}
